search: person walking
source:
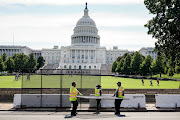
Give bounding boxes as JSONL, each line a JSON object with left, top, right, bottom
{"left": 69, "top": 82, "right": 82, "bottom": 116}
{"left": 95, "top": 85, "right": 102, "bottom": 112}
{"left": 157, "top": 79, "right": 159, "bottom": 86}
{"left": 150, "top": 80, "right": 153, "bottom": 86}
{"left": 142, "top": 79, "right": 144, "bottom": 86}
{"left": 113, "top": 82, "right": 124, "bottom": 116}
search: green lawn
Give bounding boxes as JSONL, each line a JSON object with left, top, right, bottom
{"left": 152, "top": 74, "right": 180, "bottom": 79}
{"left": 0, "top": 75, "right": 179, "bottom": 89}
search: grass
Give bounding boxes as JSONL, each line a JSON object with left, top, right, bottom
{"left": 152, "top": 73, "right": 180, "bottom": 79}
{"left": 0, "top": 75, "right": 179, "bottom": 89}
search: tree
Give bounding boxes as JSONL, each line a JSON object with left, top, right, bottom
{"left": 116, "top": 56, "right": 123, "bottom": 62}
{"left": 122, "top": 54, "right": 131, "bottom": 74}
{"left": 151, "top": 52, "right": 165, "bottom": 77}
{"left": 130, "top": 51, "right": 143, "bottom": 74}
{"left": 37, "top": 56, "right": 45, "bottom": 69}
{"left": 122, "top": 53, "right": 129, "bottom": 59}
{"left": 6, "top": 57, "right": 15, "bottom": 73}
{"left": 0, "top": 57, "right": 5, "bottom": 73}
{"left": 2, "top": 53, "right": 7, "bottom": 62}
{"left": 27, "top": 53, "right": 37, "bottom": 71}
{"left": 175, "top": 64, "right": 180, "bottom": 74}
{"left": 13, "top": 53, "right": 29, "bottom": 72}
{"left": 168, "top": 67, "right": 174, "bottom": 76}
{"left": 116, "top": 58, "right": 124, "bottom": 73}
{"left": 111, "top": 61, "right": 117, "bottom": 73}
{"left": 140, "top": 55, "right": 153, "bottom": 76}
{"left": 144, "top": 0, "right": 180, "bottom": 68}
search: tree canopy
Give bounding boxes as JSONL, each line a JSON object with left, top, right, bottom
{"left": 144, "top": 0, "right": 180, "bottom": 67}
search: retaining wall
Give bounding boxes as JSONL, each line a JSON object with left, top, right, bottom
{"left": 0, "top": 88, "right": 180, "bottom": 102}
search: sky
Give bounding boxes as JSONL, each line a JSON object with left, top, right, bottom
{"left": 0, "top": 0, "right": 157, "bottom": 51}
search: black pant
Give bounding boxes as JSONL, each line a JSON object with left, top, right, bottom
{"left": 96, "top": 99, "right": 101, "bottom": 110}
{"left": 71, "top": 101, "right": 78, "bottom": 115}
{"left": 115, "top": 99, "right": 123, "bottom": 114}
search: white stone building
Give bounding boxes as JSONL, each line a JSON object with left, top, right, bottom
{"left": 0, "top": 45, "right": 41, "bottom": 59}
{"left": 139, "top": 47, "right": 157, "bottom": 61}
{"left": 41, "top": 46, "right": 61, "bottom": 64}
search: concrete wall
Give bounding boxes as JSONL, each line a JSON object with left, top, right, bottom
{"left": 0, "top": 88, "right": 180, "bottom": 102}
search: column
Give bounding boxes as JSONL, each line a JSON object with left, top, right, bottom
{"left": 75, "top": 50, "right": 77, "bottom": 63}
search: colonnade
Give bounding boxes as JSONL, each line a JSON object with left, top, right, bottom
{"left": 72, "top": 36, "right": 99, "bottom": 44}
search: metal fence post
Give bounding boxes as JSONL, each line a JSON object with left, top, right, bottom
{"left": 40, "top": 69, "right": 42, "bottom": 107}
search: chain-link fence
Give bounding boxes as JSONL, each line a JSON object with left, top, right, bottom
{"left": 20, "top": 69, "right": 101, "bottom": 108}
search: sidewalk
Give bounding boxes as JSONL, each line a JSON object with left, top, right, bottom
{"left": 0, "top": 102, "right": 180, "bottom": 112}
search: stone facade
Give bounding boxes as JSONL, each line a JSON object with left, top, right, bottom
{"left": 0, "top": 45, "right": 41, "bottom": 59}
{"left": 139, "top": 47, "right": 157, "bottom": 61}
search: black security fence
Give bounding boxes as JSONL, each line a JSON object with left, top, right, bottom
{"left": 20, "top": 69, "right": 101, "bottom": 108}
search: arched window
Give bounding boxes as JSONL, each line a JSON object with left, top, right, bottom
{"left": 64, "top": 65, "right": 66, "bottom": 69}
{"left": 84, "top": 66, "right": 86, "bottom": 69}
{"left": 79, "top": 65, "right": 81, "bottom": 70}
{"left": 74, "top": 65, "right": 76, "bottom": 69}
{"left": 89, "top": 66, "right": 91, "bottom": 69}
{"left": 69, "top": 65, "right": 71, "bottom": 69}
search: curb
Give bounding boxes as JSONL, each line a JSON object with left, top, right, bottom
{"left": 1, "top": 109, "right": 180, "bottom": 112}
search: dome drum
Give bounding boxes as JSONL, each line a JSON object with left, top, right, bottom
{"left": 71, "top": 4, "right": 100, "bottom": 46}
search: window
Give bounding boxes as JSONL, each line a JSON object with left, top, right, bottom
{"left": 89, "top": 66, "right": 91, "bottom": 69}
{"left": 94, "top": 66, "right": 96, "bottom": 69}
{"left": 72, "top": 60, "right": 74, "bottom": 63}
{"left": 69, "top": 65, "right": 71, "bottom": 69}
{"left": 84, "top": 66, "right": 86, "bottom": 69}
{"left": 64, "top": 60, "right": 66, "bottom": 63}
{"left": 64, "top": 55, "right": 66, "bottom": 58}
{"left": 74, "top": 65, "right": 76, "bottom": 69}
{"left": 64, "top": 65, "right": 66, "bottom": 69}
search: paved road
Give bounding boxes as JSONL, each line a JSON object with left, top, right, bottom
{"left": 0, "top": 111, "right": 180, "bottom": 120}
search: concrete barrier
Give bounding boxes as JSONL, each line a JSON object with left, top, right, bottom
{"left": 89, "top": 94, "right": 146, "bottom": 108}
{"left": 155, "top": 94, "right": 180, "bottom": 108}
{"left": 13, "top": 94, "right": 71, "bottom": 108}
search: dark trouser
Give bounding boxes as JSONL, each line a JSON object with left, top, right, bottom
{"left": 115, "top": 99, "right": 123, "bottom": 114}
{"left": 71, "top": 101, "right": 78, "bottom": 115}
{"left": 96, "top": 99, "right": 101, "bottom": 110}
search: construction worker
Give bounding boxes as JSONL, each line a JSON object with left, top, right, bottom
{"left": 113, "top": 82, "right": 124, "bottom": 116}
{"left": 95, "top": 85, "right": 102, "bottom": 111}
{"left": 69, "top": 82, "right": 82, "bottom": 116}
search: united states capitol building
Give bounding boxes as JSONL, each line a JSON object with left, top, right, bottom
{"left": 0, "top": 4, "right": 157, "bottom": 72}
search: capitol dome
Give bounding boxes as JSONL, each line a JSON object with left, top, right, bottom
{"left": 71, "top": 3, "right": 100, "bottom": 46}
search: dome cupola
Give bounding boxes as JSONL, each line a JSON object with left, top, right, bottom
{"left": 71, "top": 3, "right": 100, "bottom": 46}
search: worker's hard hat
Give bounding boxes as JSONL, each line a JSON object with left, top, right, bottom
{"left": 96, "top": 85, "right": 101, "bottom": 87}
{"left": 72, "top": 82, "right": 77, "bottom": 85}
{"left": 116, "top": 82, "right": 121, "bottom": 84}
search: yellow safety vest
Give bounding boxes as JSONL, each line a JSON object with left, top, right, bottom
{"left": 116, "top": 86, "right": 124, "bottom": 98}
{"left": 69, "top": 86, "right": 79, "bottom": 101}
{"left": 95, "top": 88, "right": 101, "bottom": 96}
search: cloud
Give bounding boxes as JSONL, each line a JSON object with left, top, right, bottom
{"left": 0, "top": 0, "right": 144, "bottom": 5}
{"left": 0, "top": 9, "right": 155, "bottom": 51}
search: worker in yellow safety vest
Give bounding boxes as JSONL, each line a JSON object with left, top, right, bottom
{"left": 113, "top": 82, "right": 124, "bottom": 116}
{"left": 95, "top": 85, "right": 102, "bottom": 111}
{"left": 69, "top": 82, "right": 82, "bottom": 116}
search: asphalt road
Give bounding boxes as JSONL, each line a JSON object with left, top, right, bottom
{"left": 0, "top": 111, "right": 180, "bottom": 120}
